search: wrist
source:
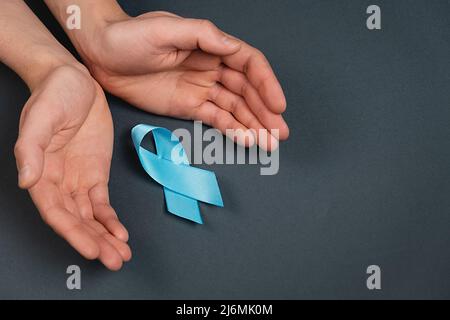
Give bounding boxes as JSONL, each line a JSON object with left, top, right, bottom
{"left": 26, "top": 50, "right": 88, "bottom": 92}
{"left": 44, "top": 0, "right": 129, "bottom": 63}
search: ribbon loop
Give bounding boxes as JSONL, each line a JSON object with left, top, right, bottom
{"left": 132, "top": 124, "right": 223, "bottom": 224}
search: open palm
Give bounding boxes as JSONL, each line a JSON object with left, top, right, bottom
{"left": 15, "top": 66, "right": 130, "bottom": 270}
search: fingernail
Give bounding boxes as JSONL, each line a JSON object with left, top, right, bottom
{"left": 18, "top": 165, "right": 31, "bottom": 185}
{"left": 222, "top": 36, "right": 240, "bottom": 48}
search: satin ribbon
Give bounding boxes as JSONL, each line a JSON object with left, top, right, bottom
{"left": 132, "top": 124, "right": 224, "bottom": 224}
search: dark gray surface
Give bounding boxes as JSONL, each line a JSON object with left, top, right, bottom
{"left": 0, "top": 0, "right": 449, "bottom": 299}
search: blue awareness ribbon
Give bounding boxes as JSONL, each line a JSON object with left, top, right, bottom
{"left": 131, "top": 124, "right": 224, "bottom": 224}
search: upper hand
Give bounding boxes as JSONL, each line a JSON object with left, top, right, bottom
{"left": 80, "top": 11, "right": 289, "bottom": 150}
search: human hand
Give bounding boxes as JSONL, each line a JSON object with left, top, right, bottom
{"left": 15, "top": 65, "right": 131, "bottom": 270}
{"left": 46, "top": 3, "right": 289, "bottom": 150}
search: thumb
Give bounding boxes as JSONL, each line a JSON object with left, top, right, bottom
{"left": 164, "top": 18, "right": 242, "bottom": 55}
{"left": 14, "top": 104, "right": 57, "bottom": 189}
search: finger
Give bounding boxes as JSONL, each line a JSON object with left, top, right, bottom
{"left": 93, "top": 203, "right": 129, "bottom": 243}
{"left": 220, "top": 67, "right": 289, "bottom": 140}
{"left": 160, "top": 18, "right": 241, "bottom": 56}
{"left": 83, "top": 222, "right": 124, "bottom": 271}
{"left": 103, "top": 233, "right": 132, "bottom": 262}
{"left": 209, "top": 83, "right": 278, "bottom": 151}
{"left": 96, "top": 236, "right": 124, "bottom": 271}
{"left": 29, "top": 181, "right": 100, "bottom": 260}
{"left": 221, "top": 41, "right": 287, "bottom": 114}
{"left": 86, "top": 219, "right": 132, "bottom": 262}
{"left": 181, "top": 50, "right": 222, "bottom": 71}
{"left": 14, "top": 103, "right": 60, "bottom": 189}
{"left": 193, "top": 101, "right": 255, "bottom": 147}
{"left": 89, "top": 184, "right": 129, "bottom": 242}
{"left": 142, "top": 11, "right": 182, "bottom": 19}
{"left": 73, "top": 193, "right": 94, "bottom": 219}
{"left": 63, "top": 193, "right": 79, "bottom": 216}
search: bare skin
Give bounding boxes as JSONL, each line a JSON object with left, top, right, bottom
{"left": 44, "top": 1, "right": 290, "bottom": 150}
{"left": 0, "top": 0, "right": 130, "bottom": 270}
{"left": 0, "top": 0, "right": 290, "bottom": 270}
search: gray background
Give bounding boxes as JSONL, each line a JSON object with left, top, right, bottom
{"left": 0, "top": 0, "right": 449, "bottom": 299}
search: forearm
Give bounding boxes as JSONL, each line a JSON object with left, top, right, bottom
{"left": 43, "top": 0, "right": 128, "bottom": 60}
{"left": 0, "top": 0, "right": 82, "bottom": 91}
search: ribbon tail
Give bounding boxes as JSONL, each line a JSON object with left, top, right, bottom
{"left": 164, "top": 188, "right": 203, "bottom": 224}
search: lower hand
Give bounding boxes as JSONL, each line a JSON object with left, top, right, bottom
{"left": 14, "top": 64, "right": 131, "bottom": 271}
